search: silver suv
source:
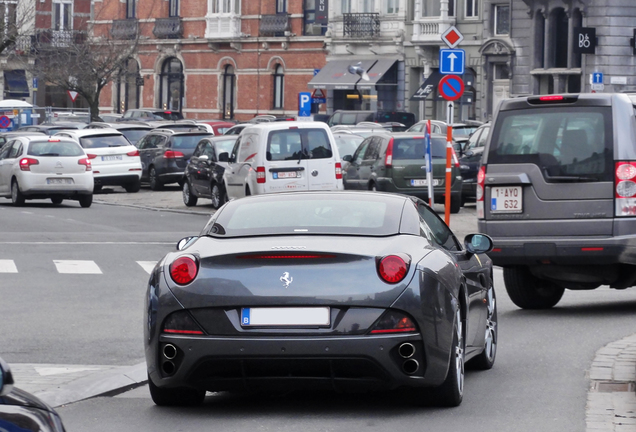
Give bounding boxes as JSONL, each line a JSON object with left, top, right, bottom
{"left": 478, "top": 93, "right": 636, "bottom": 309}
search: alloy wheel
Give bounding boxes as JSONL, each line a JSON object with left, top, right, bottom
{"left": 483, "top": 286, "right": 497, "bottom": 363}
{"left": 211, "top": 184, "right": 221, "bottom": 208}
{"left": 454, "top": 307, "right": 465, "bottom": 396}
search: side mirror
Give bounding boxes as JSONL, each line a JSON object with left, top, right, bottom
{"left": 176, "top": 236, "right": 198, "bottom": 251}
{"left": 342, "top": 154, "right": 353, "bottom": 162}
{"left": 199, "top": 155, "right": 209, "bottom": 162}
{"left": 0, "top": 357, "right": 15, "bottom": 397}
{"left": 218, "top": 152, "right": 229, "bottom": 162}
{"left": 464, "top": 233, "right": 494, "bottom": 255}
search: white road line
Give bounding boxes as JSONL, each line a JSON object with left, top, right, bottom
{"left": 0, "top": 260, "right": 18, "bottom": 273}
{"left": 137, "top": 261, "right": 158, "bottom": 274}
{"left": 54, "top": 260, "right": 102, "bottom": 274}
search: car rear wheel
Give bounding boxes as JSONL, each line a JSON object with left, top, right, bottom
{"left": 503, "top": 266, "right": 565, "bottom": 309}
{"left": 149, "top": 167, "right": 163, "bottom": 191}
{"left": 182, "top": 181, "right": 198, "bottom": 207}
{"left": 148, "top": 376, "right": 205, "bottom": 406}
{"left": 124, "top": 179, "right": 141, "bottom": 193}
{"left": 11, "top": 180, "right": 24, "bottom": 206}
{"left": 450, "top": 195, "right": 461, "bottom": 214}
{"left": 78, "top": 194, "right": 93, "bottom": 208}
{"left": 210, "top": 183, "right": 224, "bottom": 209}
{"left": 51, "top": 197, "right": 63, "bottom": 205}
{"left": 467, "top": 284, "right": 497, "bottom": 370}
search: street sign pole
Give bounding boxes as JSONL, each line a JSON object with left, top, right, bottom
{"left": 445, "top": 101, "right": 454, "bottom": 225}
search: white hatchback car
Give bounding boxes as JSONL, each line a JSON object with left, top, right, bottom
{"left": 54, "top": 128, "right": 142, "bottom": 192}
{"left": 0, "top": 135, "right": 94, "bottom": 207}
{"left": 222, "top": 121, "right": 344, "bottom": 200}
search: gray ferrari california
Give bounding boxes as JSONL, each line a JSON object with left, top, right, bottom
{"left": 144, "top": 191, "right": 496, "bottom": 407}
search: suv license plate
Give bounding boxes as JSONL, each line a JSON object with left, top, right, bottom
{"left": 411, "top": 179, "right": 441, "bottom": 187}
{"left": 273, "top": 171, "right": 298, "bottom": 179}
{"left": 491, "top": 186, "right": 522, "bottom": 213}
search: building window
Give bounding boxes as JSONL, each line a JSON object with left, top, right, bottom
{"left": 210, "top": 0, "right": 239, "bottom": 14}
{"left": 273, "top": 65, "right": 284, "bottom": 109}
{"left": 126, "top": 0, "right": 135, "bottom": 18}
{"left": 361, "top": 0, "right": 374, "bottom": 13}
{"left": 386, "top": 0, "right": 398, "bottom": 14}
{"left": 493, "top": 63, "right": 510, "bottom": 80}
{"left": 341, "top": 0, "right": 351, "bottom": 14}
{"left": 169, "top": 0, "right": 179, "bottom": 17}
{"left": 553, "top": 8, "right": 568, "bottom": 68}
{"left": 222, "top": 65, "right": 235, "bottom": 120}
{"left": 276, "top": 0, "right": 286, "bottom": 13}
{"left": 448, "top": 0, "right": 455, "bottom": 16}
{"left": 53, "top": 0, "right": 72, "bottom": 30}
{"left": 304, "top": 0, "right": 328, "bottom": 35}
{"left": 0, "top": 1, "right": 17, "bottom": 39}
{"left": 117, "top": 58, "right": 140, "bottom": 113}
{"left": 466, "top": 0, "right": 478, "bottom": 18}
{"left": 494, "top": 5, "right": 509, "bottom": 35}
{"left": 160, "top": 57, "right": 183, "bottom": 112}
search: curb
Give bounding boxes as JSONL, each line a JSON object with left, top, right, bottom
{"left": 93, "top": 199, "right": 214, "bottom": 217}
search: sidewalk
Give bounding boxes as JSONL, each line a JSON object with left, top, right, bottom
{"left": 11, "top": 187, "right": 636, "bottom": 431}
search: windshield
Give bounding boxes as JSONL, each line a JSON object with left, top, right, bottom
{"left": 28, "top": 141, "right": 84, "bottom": 156}
{"left": 214, "top": 138, "right": 237, "bottom": 156}
{"left": 488, "top": 106, "right": 613, "bottom": 181}
{"left": 120, "top": 129, "right": 150, "bottom": 144}
{"left": 204, "top": 194, "right": 404, "bottom": 238}
{"left": 393, "top": 137, "right": 447, "bottom": 159}
{"left": 172, "top": 134, "right": 212, "bottom": 149}
{"left": 79, "top": 134, "right": 130, "bottom": 148}
{"left": 453, "top": 126, "right": 478, "bottom": 136}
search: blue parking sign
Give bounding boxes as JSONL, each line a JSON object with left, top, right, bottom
{"left": 298, "top": 92, "right": 311, "bottom": 117}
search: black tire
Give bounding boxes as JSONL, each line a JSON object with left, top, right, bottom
{"left": 149, "top": 167, "right": 163, "bottom": 191}
{"left": 11, "top": 179, "right": 25, "bottom": 206}
{"left": 503, "top": 266, "right": 565, "bottom": 309}
{"left": 467, "top": 284, "right": 497, "bottom": 370}
{"left": 93, "top": 185, "right": 103, "bottom": 193}
{"left": 369, "top": 183, "right": 377, "bottom": 192}
{"left": 245, "top": 186, "right": 251, "bottom": 196}
{"left": 210, "top": 183, "right": 223, "bottom": 209}
{"left": 148, "top": 377, "right": 205, "bottom": 407}
{"left": 51, "top": 197, "right": 63, "bottom": 205}
{"left": 450, "top": 195, "right": 461, "bottom": 214}
{"left": 182, "top": 181, "right": 198, "bottom": 207}
{"left": 124, "top": 179, "right": 141, "bottom": 193}
{"left": 78, "top": 194, "right": 93, "bottom": 208}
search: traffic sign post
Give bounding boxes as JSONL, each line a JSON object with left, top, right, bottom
{"left": 67, "top": 90, "right": 79, "bottom": 102}
{"left": 441, "top": 26, "right": 464, "bottom": 49}
{"left": 438, "top": 75, "right": 465, "bottom": 102}
{"left": 311, "top": 88, "right": 326, "bottom": 104}
{"left": 444, "top": 101, "right": 454, "bottom": 225}
{"left": 590, "top": 72, "right": 604, "bottom": 92}
{"left": 439, "top": 49, "right": 465, "bottom": 75}
{"left": 298, "top": 92, "right": 312, "bottom": 118}
{"left": 0, "top": 115, "right": 11, "bottom": 129}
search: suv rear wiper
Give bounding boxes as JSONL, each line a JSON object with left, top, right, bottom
{"left": 543, "top": 172, "right": 599, "bottom": 182}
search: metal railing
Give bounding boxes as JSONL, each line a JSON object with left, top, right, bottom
{"left": 260, "top": 14, "right": 290, "bottom": 36}
{"left": 343, "top": 13, "right": 380, "bottom": 38}
{"left": 153, "top": 17, "right": 183, "bottom": 39}
{"left": 111, "top": 19, "right": 139, "bottom": 40}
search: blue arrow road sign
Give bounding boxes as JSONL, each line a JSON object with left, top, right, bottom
{"left": 592, "top": 72, "right": 603, "bottom": 84}
{"left": 298, "top": 92, "right": 312, "bottom": 117}
{"left": 440, "top": 49, "right": 465, "bottom": 75}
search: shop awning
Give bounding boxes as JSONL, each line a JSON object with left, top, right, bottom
{"left": 3, "top": 70, "right": 29, "bottom": 98}
{"left": 309, "top": 59, "right": 396, "bottom": 90}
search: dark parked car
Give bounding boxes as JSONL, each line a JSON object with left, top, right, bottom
{"left": 343, "top": 131, "right": 463, "bottom": 213}
{"left": 182, "top": 135, "right": 238, "bottom": 208}
{"left": 135, "top": 130, "right": 213, "bottom": 190}
{"left": 85, "top": 122, "right": 153, "bottom": 145}
{"left": 145, "top": 191, "right": 496, "bottom": 407}
{"left": 458, "top": 123, "right": 490, "bottom": 204}
{"left": 478, "top": 93, "right": 636, "bottom": 309}
{"left": 119, "top": 109, "right": 183, "bottom": 122}
{"left": 0, "top": 131, "right": 46, "bottom": 147}
{"left": 0, "top": 357, "right": 66, "bottom": 431}
{"left": 328, "top": 110, "right": 416, "bottom": 128}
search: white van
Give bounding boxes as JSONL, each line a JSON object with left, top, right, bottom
{"left": 221, "top": 121, "right": 344, "bottom": 199}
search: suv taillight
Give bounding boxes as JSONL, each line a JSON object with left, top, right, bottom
{"left": 163, "top": 150, "right": 184, "bottom": 159}
{"left": 385, "top": 138, "right": 394, "bottom": 167}
{"left": 615, "top": 162, "right": 636, "bottom": 216}
{"left": 256, "top": 166, "right": 266, "bottom": 184}
{"left": 335, "top": 162, "right": 342, "bottom": 179}
{"left": 476, "top": 165, "right": 486, "bottom": 219}
{"left": 19, "top": 158, "right": 39, "bottom": 171}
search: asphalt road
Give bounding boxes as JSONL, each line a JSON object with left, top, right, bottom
{"left": 2, "top": 196, "right": 636, "bottom": 431}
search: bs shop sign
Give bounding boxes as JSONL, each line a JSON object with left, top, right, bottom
{"left": 573, "top": 27, "right": 596, "bottom": 54}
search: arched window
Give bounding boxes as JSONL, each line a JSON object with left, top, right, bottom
{"left": 222, "top": 64, "right": 235, "bottom": 119}
{"left": 160, "top": 57, "right": 183, "bottom": 112}
{"left": 273, "top": 64, "right": 284, "bottom": 109}
{"left": 116, "top": 58, "right": 140, "bottom": 113}
{"left": 553, "top": 8, "right": 568, "bottom": 68}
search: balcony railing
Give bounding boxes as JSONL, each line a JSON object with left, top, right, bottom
{"left": 411, "top": 17, "right": 455, "bottom": 44}
{"left": 111, "top": 19, "right": 138, "bottom": 40}
{"left": 153, "top": 17, "right": 183, "bottom": 39}
{"left": 205, "top": 14, "right": 241, "bottom": 39}
{"left": 343, "top": 13, "right": 380, "bottom": 38}
{"left": 260, "top": 14, "right": 290, "bottom": 36}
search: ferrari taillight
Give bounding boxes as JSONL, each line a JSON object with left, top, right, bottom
{"left": 615, "top": 162, "right": 636, "bottom": 216}
{"left": 169, "top": 256, "right": 198, "bottom": 285}
{"left": 377, "top": 254, "right": 409, "bottom": 284}
{"left": 370, "top": 310, "right": 418, "bottom": 334}
{"left": 162, "top": 311, "right": 204, "bottom": 335}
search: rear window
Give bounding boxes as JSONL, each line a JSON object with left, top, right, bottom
{"left": 204, "top": 194, "right": 404, "bottom": 237}
{"left": 393, "top": 137, "right": 447, "bottom": 159}
{"left": 214, "top": 138, "right": 237, "bottom": 156}
{"left": 377, "top": 112, "right": 415, "bottom": 127}
{"left": 156, "top": 111, "right": 183, "bottom": 120}
{"left": 79, "top": 134, "right": 130, "bottom": 148}
{"left": 335, "top": 135, "right": 364, "bottom": 158}
{"left": 172, "top": 134, "right": 211, "bottom": 149}
{"left": 120, "top": 129, "right": 149, "bottom": 144}
{"left": 452, "top": 125, "right": 478, "bottom": 137}
{"left": 488, "top": 106, "right": 613, "bottom": 181}
{"left": 28, "top": 141, "right": 84, "bottom": 157}
{"left": 267, "top": 128, "right": 333, "bottom": 161}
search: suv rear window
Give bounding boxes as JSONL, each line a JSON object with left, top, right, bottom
{"left": 172, "top": 134, "right": 211, "bottom": 149}
{"left": 28, "top": 141, "right": 84, "bottom": 157}
{"left": 79, "top": 134, "right": 130, "bottom": 148}
{"left": 488, "top": 107, "right": 613, "bottom": 182}
{"left": 267, "top": 129, "right": 333, "bottom": 161}
{"left": 393, "top": 137, "right": 447, "bottom": 159}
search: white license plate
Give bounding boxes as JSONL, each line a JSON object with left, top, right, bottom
{"left": 411, "top": 179, "right": 441, "bottom": 186}
{"left": 46, "top": 178, "right": 73, "bottom": 185}
{"left": 491, "top": 186, "right": 522, "bottom": 213}
{"left": 101, "top": 155, "right": 123, "bottom": 161}
{"left": 273, "top": 171, "right": 298, "bottom": 179}
{"left": 241, "top": 307, "right": 330, "bottom": 327}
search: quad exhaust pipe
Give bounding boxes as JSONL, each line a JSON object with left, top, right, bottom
{"left": 398, "top": 343, "right": 419, "bottom": 375}
{"left": 398, "top": 342, "right": 415, "bottom": 359}
{"left": 402, "top": 359, "right": 419, "bottom": 375}
{"left": 163, "top": 344, "right": 177, "bottom": 360}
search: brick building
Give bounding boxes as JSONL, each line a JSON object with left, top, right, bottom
{"left": 95, "top": 0, "right": 329, "bottom": 121}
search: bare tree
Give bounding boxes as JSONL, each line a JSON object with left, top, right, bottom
{"left": 0, "top": 1, "right": 36, "bottom": 55}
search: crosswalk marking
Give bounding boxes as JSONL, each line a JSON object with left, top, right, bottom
{"left": 0, "top": 260, "right": 17, "bottom": 273}
{"left": 137, "top": 261, "right": 158, "bottom": 274}
{"left": 54, "top": 260, "right": 102, "bottom": 274}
